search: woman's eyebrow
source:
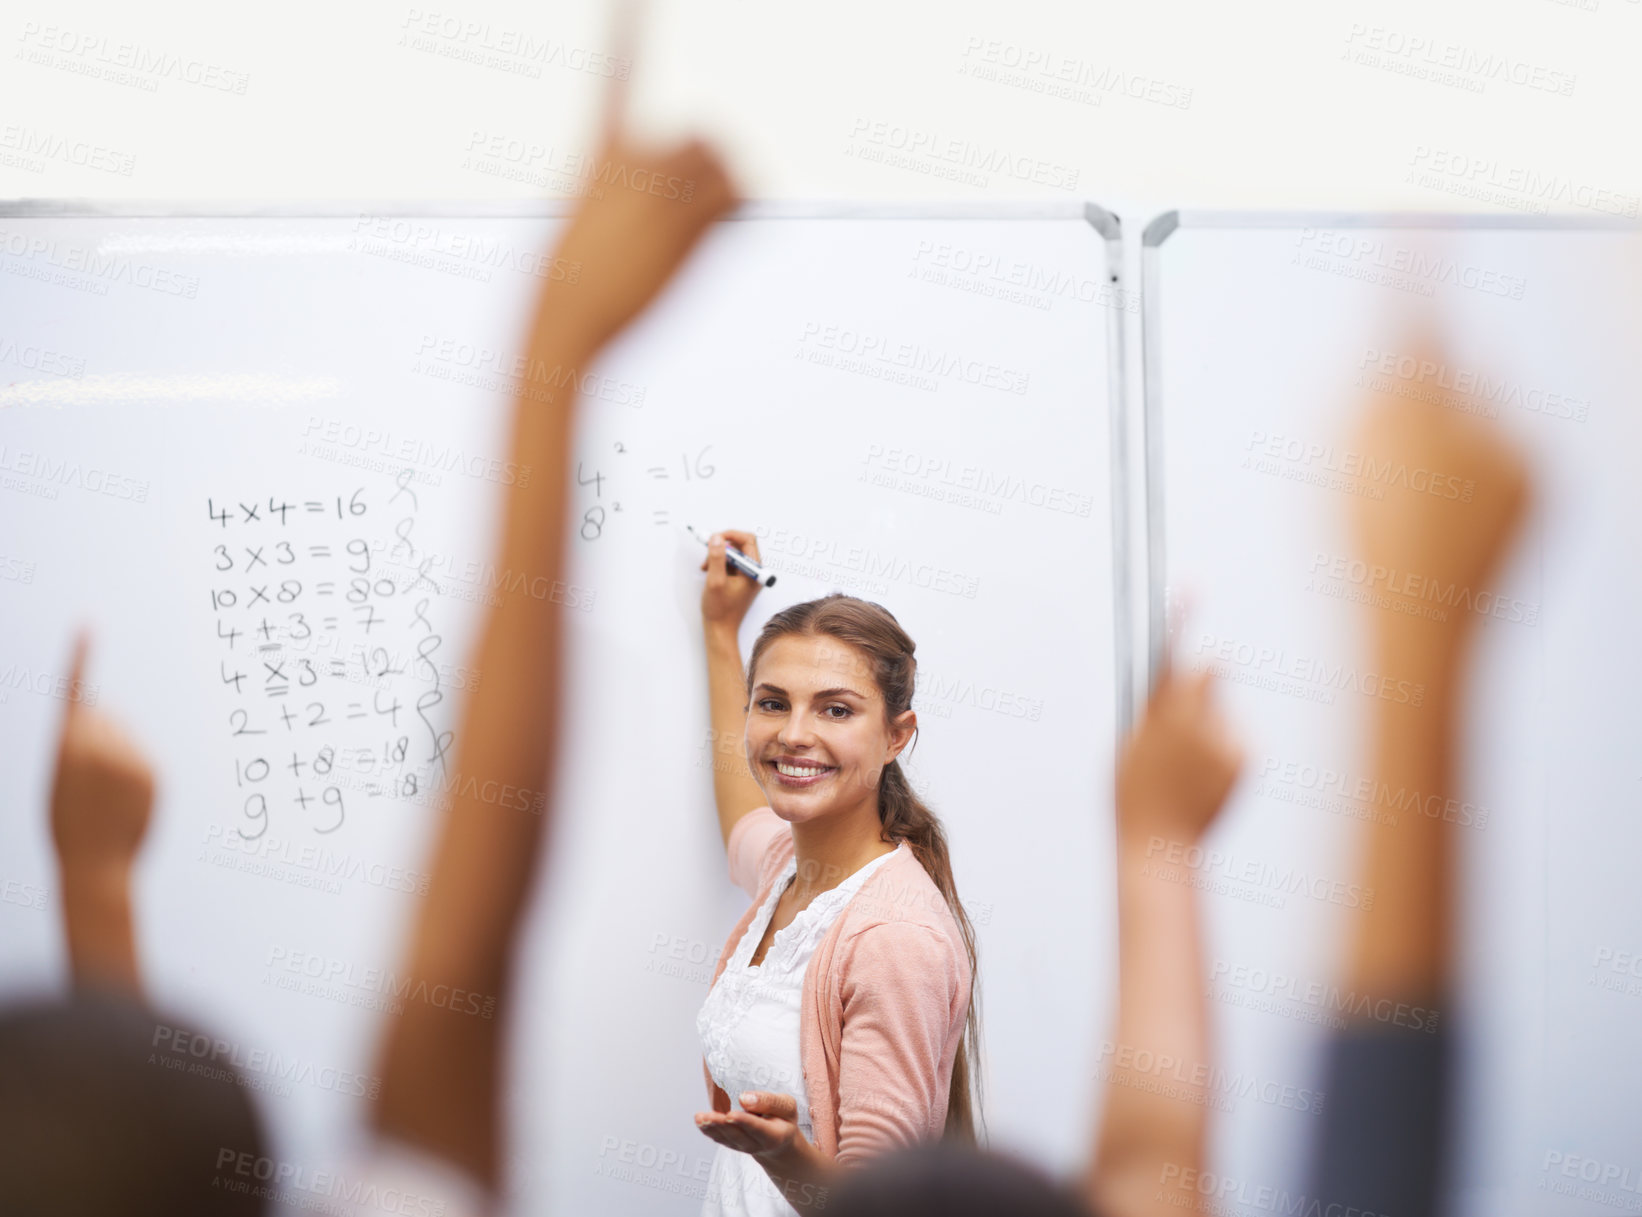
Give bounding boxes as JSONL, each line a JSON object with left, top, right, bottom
{"left": 751, "top": 683, "right": 865, "bottom": 700}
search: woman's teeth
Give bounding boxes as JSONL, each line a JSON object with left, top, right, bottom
{"left": 775, "top": 762, "right": 830, "bottom": 778}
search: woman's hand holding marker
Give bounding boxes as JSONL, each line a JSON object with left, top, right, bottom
{"left": 700, "top": 529, "right": 766, "bottom": 633}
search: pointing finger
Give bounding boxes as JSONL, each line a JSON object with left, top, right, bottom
{"left": 600, "top": 0, "right": 641, "bottom": 147}
{"left": 66, "top": 630, "right": 89, "bottom": 709}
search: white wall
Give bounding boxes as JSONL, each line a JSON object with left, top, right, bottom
{"left": 1, "top": 0, "right": 1636, "bottom": 221}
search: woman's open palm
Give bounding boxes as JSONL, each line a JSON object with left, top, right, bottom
{"left": 694, "top": 1090, "right": 802, "bottom": 1159}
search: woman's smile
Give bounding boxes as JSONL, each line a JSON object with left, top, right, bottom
{"left": 768, "top": 756, "right": 837, "bottom": 788}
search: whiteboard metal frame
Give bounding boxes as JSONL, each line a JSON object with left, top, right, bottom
{"left": 0, "top": 198, "right": 1133, "bottom": 742}
{"left": 1, "top": 199, "right": 1097, "bottom": 220}
{"left": 1139, "top": 208, "right": 1640, "bottom": 688}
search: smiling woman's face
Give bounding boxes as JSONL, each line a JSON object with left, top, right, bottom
{"left": 744, "top": 632, "right": 913, "bottom": 825}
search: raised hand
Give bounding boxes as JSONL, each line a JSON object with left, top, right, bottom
{"left": 50, "top": 635, "right": 154, "bottom": 885}
{"left": 1115, "top": 656, "right": 1243, "bottom": 850}
{"left": 1348, "top": 336, "right": 1532, "bottom": 641}
{"left": 370, "top": 64, "right": 741, "bottom": 1190}
{"left": 49, "top": 634, "right": 153, "bottom": 992}
{"left": 1090, "top": 647, "right": 1243, "bottom": 1217}
{"left": 534, "top": 136, "right": 740, "bottom": 360}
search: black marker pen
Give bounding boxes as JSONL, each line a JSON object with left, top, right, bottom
{"left": 685, "top": 524, "right": 777, "bottom": 588}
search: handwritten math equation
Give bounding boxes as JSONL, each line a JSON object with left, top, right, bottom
{"left": 203, "top": 471, "right": 456, "bottom": 841}
{"left": 573, "top": 440, "right": 716, "bottom": 539}
{"left": 198, "top": 435, "right": 719, "bottom": 836}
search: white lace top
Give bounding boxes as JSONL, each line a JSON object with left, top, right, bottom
{"left": 696, "top": 844, "right": 903, "bottom": 1217}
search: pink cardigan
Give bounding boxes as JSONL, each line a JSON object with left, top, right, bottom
{"left": 702, "top": 806, "right": 972, "bottom": 1165}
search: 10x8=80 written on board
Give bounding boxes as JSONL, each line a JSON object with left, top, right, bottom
{"left": 201, "top": 477, "right": 455, "bottom": 844}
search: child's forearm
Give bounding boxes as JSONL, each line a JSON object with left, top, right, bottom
{"left": 59, "top": 864, "right": 141, "bottom": 994}
{"left": 400, "top": 326, "right": 590, "bottom": 977}
{"left": 1347, "top": 622, "right": 1464, "bottom": 1003}
{"left": 366, "top": 125, "right": 737, "bottom": 1191}
{"left": 373, "top": 322, "right": 591, "bottom": 1184}
{"left": 1086, "top": 834, "right": 1210, "bottom": 1217}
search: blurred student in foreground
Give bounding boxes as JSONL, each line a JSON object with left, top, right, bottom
{"left": 1307, "top": 348, "right": 1530, "bottom": 1217}
{"left": 0, "top": 121, "right": 741, "bottom": 1216}
{"left": 0, "top": 637, "right": 268, "bottom": 1217}
{"left": 832, "top": 343, "right": 1532, "bottom": 1217}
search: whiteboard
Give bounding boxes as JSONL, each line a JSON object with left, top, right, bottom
{"left": 1144, "top": 212, "right": 1642, "bottom": 1217}
{"left": 0, "top": 204, "right": 1125, "bottom": 1214}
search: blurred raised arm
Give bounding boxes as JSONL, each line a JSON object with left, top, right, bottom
{"left": 1307, "top": 341, "right": 1530, "bottom": 1217}
{"left": 49, "top": 635, "right": 154, "bottom": 996}
{"left": 371, "top": 131, "right": 738, "bottom": 1188}
{"left": 1084, "top": 659, "right": 1242, "bottom": 1217}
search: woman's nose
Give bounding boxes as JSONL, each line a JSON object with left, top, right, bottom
{"left": 776, "top": 711, "right": 817, "bottom": 749}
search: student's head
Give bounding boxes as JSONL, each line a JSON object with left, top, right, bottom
{"left": 745, "top": 593, "right": 982, "bottom": 1140}
{"left": 831, "top": 1141, "right": 1092, "bottom": 1217}
{"left": 0, "top": 990, "right": 267, "bottom": 1216}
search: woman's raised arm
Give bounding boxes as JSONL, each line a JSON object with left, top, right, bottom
{"left": 700, "top": 527, "right": 770, "bottom": 851}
